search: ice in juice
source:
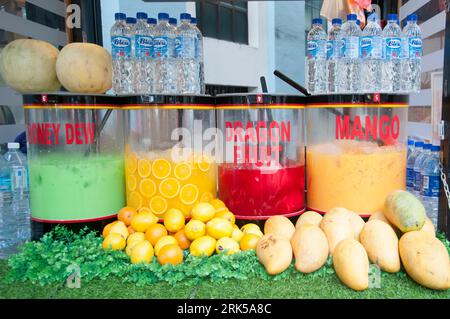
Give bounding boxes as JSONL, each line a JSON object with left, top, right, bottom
{"left": 29, "top": 154, "right": 125, "bottom": 222}
{"left": 307, "top": 141, "right": 407, "bottom": 215}
{"left": 125, "top": 148, "right": 216, "bottom": 218}
{"left": 218, "top": 163, "right": 305, "bottom": 219}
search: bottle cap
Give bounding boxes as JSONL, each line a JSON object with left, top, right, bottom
{"left": 415, "top": 141, "right": 424, "bottom": 147}
{"left": 169, "top": 18, "right": 177, "bottom": 26}
{"left": 147, "top": 18, "right": 157, "bottom": 25}
{"left": 180, "top": 13, "right": 191, "bottom": 20}
{"left": 431, "top": 145, "right": 441, "bottom": 152}
{"left": 407, "top": 139, "right": 414, "bottom": 146}
{"left": 332, "top": 18, "right": 342, "bottom": 25}
{"left": 190, "top": 17, "right": 197, "bottom": 24}
{"left": 7, "top": 143, "right": 20, "bottom": 149}
{"left": 407, "top": 14, "right": 418, "bottom": 22}
{"left": 126, "top": 17, "right": 136, "bottom": 24}
{"left": 158, "top": 12, "right": 169, "bottom": 20}
{"left": 114, "top": 13, "right": 126, "bottom": 21}
{"left": 136, "top": 12, "right": 148, "bottom": 20}
{"left": 368, "top": 13, "right": 378, "bottom": 22}
{"left": 347, "top": 14, "right": 357, "bottom": 21}
{"left": 423, "top": 143, "right": 432, "bottom": 150}
{"left": 312, "top": 18, "right": 322, "bottom": 25}
{"left": 357, "top": 19, "right": 361, "bottom": 26}
{"left": 387, "top": 13, "right": 398, "bottom": 21}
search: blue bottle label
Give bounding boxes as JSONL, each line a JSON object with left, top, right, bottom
{"left": 385, "top": 37, "right": 402, "bottom": 60}
{"left": 414, "top": 170, "right": 422, "bottom": 192}
{"left": 422, "top": 175, "right": 440, "bottom": 197}
{"left": 327, "top": 40, "right": 341, "bottom": 60}
{"left": 134, "top": 35, "right": 153, "bottom": 58}
{"left": 343, "top": 36, "right": 359, "bottom": 59}
{"left": 153, "top": 36, "right": 169, "bottom": 58}
{"left": 111, "top": 36, "right": 132, "bottom": 58}
{"left": 406, "top": 168, "right": 415, "bottom": 188}
{"left": 307, "top": 40, "right": 325, "bottom": 60}
{"left": 409, "top": 37, "right": 422, "bottom": 59}
{"left": 175, "top": 36, "right": 182, "bottom": 58}
{"left": 360, "top": 36, "right": 382, "bottom": 59}
{"left": 0, "top": 176, "right": 11, "bottom": 191}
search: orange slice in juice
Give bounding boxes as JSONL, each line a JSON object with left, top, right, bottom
{"left": 128, "top": 191, "right": 143, "bottom": 210}
{"left": 149, "top": 195, "right": 168, "bottom": 216}
{"left": 126, "top": 153, "right": 138, "bottom": 174}
{"left": 179, "top": 184, "right": 199, "bottom": 205}
{"left": 200, "top": 192, "right": 214, "bottom": 203}
{"left": 159, "top": 177, "right": 180, "bottom": 199}
{"left": 197, "top": 157, "right": 212, "bottom": 172}
{"left": 152, "top": 159, "right": 171, "bottom": 179}
{"left": 173, "top": 162, "right": 192, "bottom": 181}
{"left": 139, "top": 178, "right": 157, "bottom": 198}
{"left": 126, "top": 174, "right": 137, "bottom": 191}
{"left": 137, "top": 159, "right": 152, "bottom": 178}
{"left": 138, "top": 207, "right": 152, "bottom": 214}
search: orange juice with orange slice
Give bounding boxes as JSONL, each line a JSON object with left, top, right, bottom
{"left": 125, "top": 148, "right": 216, "bottom": 218}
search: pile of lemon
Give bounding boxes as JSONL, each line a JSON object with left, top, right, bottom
{"left": 102, "top": 199, "right": 264, "bottom": 265}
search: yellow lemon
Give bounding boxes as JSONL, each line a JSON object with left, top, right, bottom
{"left": 139, "top": 179, "right": 156, "bottom": 198}
{"left": 159, "top": 177, "right": 180, "bottom": 198}
{"left": 200, "top": 192, "right": 214, "bottom": 203}
{"left": 239, "top": 233, "right": 260, "bottom": 251}
{"left": 190, "top": 236, "right": 216, "bottom": 257}
{"left": 164, "top": 208, "right": 185, "bottom": 233}
{"left": 149, "top": 195, "right": 168, "bottom": 216}
{"left": 130, "top": 212, "right": 158, "bottom": 232}
{"left": 128, "top": 191, "right": 143, "bottom": 209}
{"left": 173, "top": 162, "right": 192, "bottom": 181}
{"left": 126, "top": 239, "right": 142, "bottom": 256}
{"left": 214, "top": 206, "right": 230, "bottom": 215}
{"left": 215, "top": 210, "right": 235, "bottom": 225}
{"left": 216, "top": 237, "right": 240, "bottom": 255}
{"left": 130, "top": 240, "right": 154, "bottom": 264}
{"left": 191, "top": 202, "right": 216, "bottom": 222}
{"left": 231, "top": 227, "right": 244, "bottom": 243}
{"left": 102, "top": 233, "right": 126, "bottom": 251}
{"left": 179, "top": 184, "right": 199, "bottom": 205}
{"left": 126, "top": 232, "right": 145, "bottom": 245}
{"left": 109, "top": 221, "right": 129, "bottom": 240}
{"left": 184, "top": 219, "right": 206, "bottom": 241}
{"left": 206, "top": 218, "right": 233, "bottom": 239}
{"left": 154, "top": 235, "right": 178, "bottom": 256}
{"left": 137, "top": 158, "right": 152, "bottom": 178}
{"left": 241, "top": 223, "right": 261, "bottom": 234}
{"left": 210, "top": 199, "right": 226, "bottom": 210}
{"left": 152, "top": 158, "right": 171, "bottom": 179}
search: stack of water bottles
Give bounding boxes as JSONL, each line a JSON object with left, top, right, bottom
{"left": 111, "top": 12, "right": 205, "bottom": 95}
{"left": 0, "top": 143, "right": 30, "bottom": 259}
{"left": 306, "top": 13, "right": 422, "bottom": 95}
{"left": 406, "top": 139, "right": 441, "bottom": 227}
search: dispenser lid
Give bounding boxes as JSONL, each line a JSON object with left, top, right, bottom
{"left": 122, "top": 94, "right": 215, "bottom": 110}
{"left": 306, "top": 93, "right": 409, "bottom": 108}
{"left": 23, "top": 93, "right": 123, "bottom": 109}
{"left": 215, "top": 93, "right": 305, "bottom": 109}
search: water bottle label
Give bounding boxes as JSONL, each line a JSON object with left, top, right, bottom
{"left": 153, "top": 36, "right": 169, "bottom": 58}
{"left": 343, "top": 36, "right": 359, "bottom": 59}
{"left": 409, "top": 37, "right": 422, "bottom": 59}
{"left": 111, "top": 36, "right": 132, "bottom": 58}
{"left": 327, "top": 40, "right": 341, "bottom": 60}
{"left": 134, "top": 35, "right": 153, "bottom": 58}
{"left": 422, "top": 175, "right": 439, "bottom": 197}
{"left": 359, "top": 36, "right": 382, "bottom": 59}
{"left": 385, "top": 37, "right": 402, "bottom": 60}
{"left": 307, "top": 40, "right": 325, "bottom": 60}
{"left": 175, "top": 36, "right": 182, "bottom": 57}
{"left": 0, "top": 176, "right": 11, "bottom": 191}
{"left": 406, "top": 167, "right": 415, "bottom": 188}
{"left": 11, "top": 167, "right": 28, "bottom": 191}
{"left": 414, "top": 170, "right": 422, "bottom": 192}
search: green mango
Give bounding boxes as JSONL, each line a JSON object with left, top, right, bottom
{"left": 383, "top": 190, "right": 426, "bottom": 233}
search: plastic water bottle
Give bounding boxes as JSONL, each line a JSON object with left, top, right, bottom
{"left": 169, "top": 17, "right": 178, "bottom": 29}
{"left": 0, "top": 155, "right": 15, "bottom": 258}
{"left": 132, "top": 12, "right": 152, "bottom": 94}
{"left": 339, "top": 14, "right": 361, "bottom": 93}
{"left": 360, "top": 13, "right": 382, "bottom": 93}
{"left": 327, "top": 18, "right": 342, "bottom": 93}
{"left": 407, "top": 139, "right": 415, "bottom": 157}
{"left": 382, "top": 14, "right": 403, "bottom": 93}
{"left": 421, "top": 145, "right": 440, "bottom": 227}
{"left": 177, "top": 13, "right": 198, "bottom": 94}
{"left": 111, "top": 13, "right": 133, "bottom": 94}
{"left": 306, "top": 18, "right": 327, "bottom": 95}
{"left": 402, "top": 14, "right": 422, "bottom": 93}
{"left": 413, "top": 143, "right": 431, "bottom": 199}
{"left": 147, "top": 18, "right": 157, "bottom": 93}
{"left": 153, "top": 12, "right": 177, "bottom": 94}
{"left": 191, "top": 17, "right": 205, "bottom": 94}
{"left": 4, "top": 143, "right": 30, "bottom": 244}
{"left": 407, "top": 140, "right": 423, "bottom": 192}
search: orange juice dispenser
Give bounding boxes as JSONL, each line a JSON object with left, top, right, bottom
{"left": 305, "top": 94, "right": 409, "bottom": 216}
{"left": 123, "top": 95, "right": 216, "bottom": 218}
{"left": 216, "top": 94, "right": 306, "bottom": 220}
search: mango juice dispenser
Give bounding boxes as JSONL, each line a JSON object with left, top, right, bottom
{"left": 216, "top": 94, "right": 306, "bottom": 220}
{"left": 306, "top": 94, "right": 409, "bottom": 216}
{"left": 23, "top": 94, "right": 126, "bottom": 238}
{"left": 122, "top": 95, "right": 216, "bottom": 218}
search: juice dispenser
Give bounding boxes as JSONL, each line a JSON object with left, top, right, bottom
{"left": 306, "top": 94, "right": 409, "bottom": 216}
{"left": 216, "top": 94, "right": 306, "bottom": 220}
{"left": 23, "top": 94, "right": 126, "bottom": 228}
{"left": 123, "top": 95, "right": 216, "bottom": 218}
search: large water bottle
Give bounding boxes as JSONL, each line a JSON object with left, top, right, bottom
{"left": 339, "top": 14, "right": 361, "bottom": 93}
{"left": 111, "top": 13, "right": 133, "bottom": 94}
{"left": 413, "top": 143, "right": 431, "bottom": 199}
{"left": 191, "top": 17, "right": 205, "bottom": 94}
{"left": 153, "top": 13, "right": 177, "bottom": 94}
{"left": 360, "top": 13, "right": 382, "bottom": 93}
{"left": 132, "top": 12, "right": 152, "bottom": 94}
{"left": 421, "top": 145, "right": 440, "bottom": 227}
{"left": 147, "top": 18, "right": 157, "bottom": 93}
{"left": 402, "top": 14, "right": 422, "bottom": 93}
{"left": 177, "top": 13, "right": 198, "bottom": 94}
{"left": 0, "top": 155, "right": 15, "bottom": 258}
{"left": 4, "top": 143, "right": 30, "bottom": 244}
{"left": 382, "top": 14, "right": 403, "bottom": 93}
{"left": 306, "top": 18, "right": 327, "bottom": 95}
{"left": 327, "top": 18, "right": 342, "bottom": 93}
{"left": 407, "top": 140, "right": 423, "bottom": 192}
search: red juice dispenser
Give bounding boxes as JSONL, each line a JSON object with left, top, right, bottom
{"left": 306, "top": 94, "right": 409, "bottom": 216}
{"left": 216, "top": 94, "right": 306, "bottom": 220}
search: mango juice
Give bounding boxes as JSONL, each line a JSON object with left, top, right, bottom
{"left": 307, "top": 141, "right": 406, "bottom": 215}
